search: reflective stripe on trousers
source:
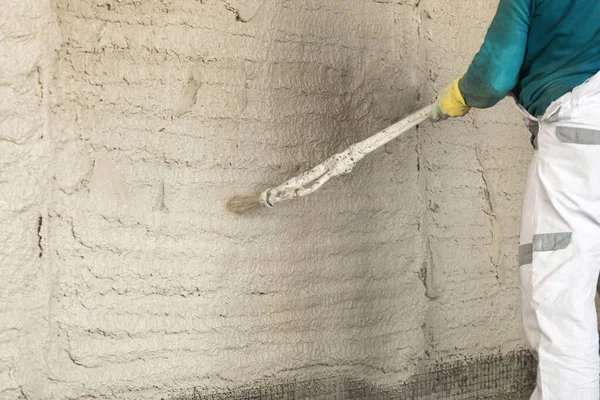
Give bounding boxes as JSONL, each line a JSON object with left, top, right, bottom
{"left": 518, "top": 71, "right": 600, "bottom": 400}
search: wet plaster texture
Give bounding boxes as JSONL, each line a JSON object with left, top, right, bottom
{"left": 0, "top": 0, "right": 532, "bottom": 398}
{"left": 0, "top": 0, "right": 60, "bottom": 399}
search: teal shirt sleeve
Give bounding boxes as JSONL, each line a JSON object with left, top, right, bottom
{"left": 459, "top": 0, "right": 534, "bottom": 108}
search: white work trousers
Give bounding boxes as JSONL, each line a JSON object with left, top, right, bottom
{"left": 519, "top": 72, "right": 600, "bottom": 400}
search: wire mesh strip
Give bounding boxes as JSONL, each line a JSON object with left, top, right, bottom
{"left": 167, "top": 350, "right": 536, "bottom": 400}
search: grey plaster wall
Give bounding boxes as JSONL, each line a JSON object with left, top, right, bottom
{"left": 0, "top": 1, "right": 532, "bottom": 398}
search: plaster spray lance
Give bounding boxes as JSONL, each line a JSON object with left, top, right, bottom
{"left": 226, "top": 104, "right": 434, "bottom": 214}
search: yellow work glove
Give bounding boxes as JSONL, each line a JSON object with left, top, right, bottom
{"left": 430, "top": 77, "right": 471, "bottom": 122}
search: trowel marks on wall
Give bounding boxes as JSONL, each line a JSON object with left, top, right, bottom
{"left": 173, "top": 69, "right": 203, "bottom": 118}
{"left": 2, "top": 0, "right": 532, "bottom": 398}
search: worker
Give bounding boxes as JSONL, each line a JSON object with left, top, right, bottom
{"left": 431, "top": 0, "right": 600, "bottom": 398}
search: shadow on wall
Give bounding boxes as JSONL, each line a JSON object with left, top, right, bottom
{"left": 225, "top": 0, "right": 431, "bottom": 384}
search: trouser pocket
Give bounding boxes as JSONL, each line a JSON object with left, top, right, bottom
{"left": 530, "top": 233, "right": 574, "bottom": 303}
{"left": 539, "top": 123, "right": 600, "bottom": 196}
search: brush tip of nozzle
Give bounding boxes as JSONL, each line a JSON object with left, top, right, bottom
{"left": 226, "top": 195, "right": 262, "bottom": 215}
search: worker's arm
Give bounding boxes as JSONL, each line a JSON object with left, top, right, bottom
{"left": 461, "top": 0, "right": 533, "bottom": 107}
{"left": 432, "top": 0, "right": 533, "bottom": 120}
